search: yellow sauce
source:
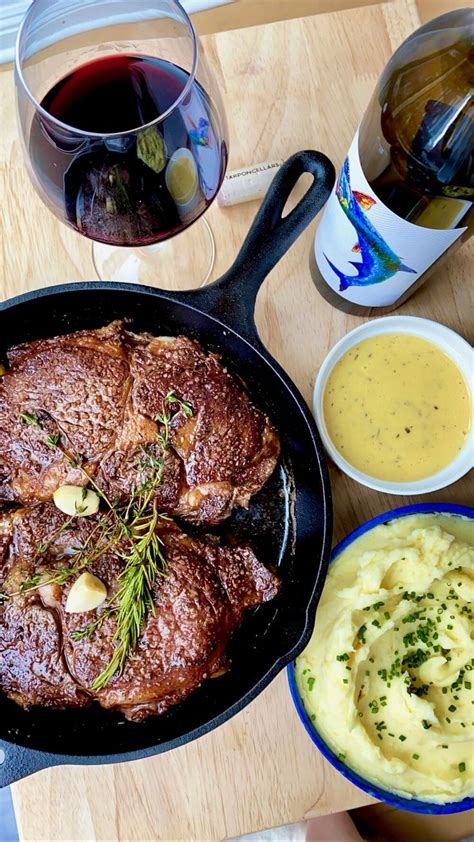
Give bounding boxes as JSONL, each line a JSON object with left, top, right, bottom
{"left": 323, "top": 333, "right": 471, "bottom": 482}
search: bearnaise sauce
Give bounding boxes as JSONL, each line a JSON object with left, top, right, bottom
{"left": 323, "top": 333, "right": 471, "bottom": 482}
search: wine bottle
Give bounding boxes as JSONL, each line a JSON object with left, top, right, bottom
{"left": 311, "top": 8, "right": 473, "bottom": 316}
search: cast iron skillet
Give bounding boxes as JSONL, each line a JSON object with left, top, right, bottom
{"left": 0, "top": 150, "right": 335, "bottom": 787}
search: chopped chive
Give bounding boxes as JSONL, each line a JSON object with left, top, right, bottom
{"left": 357, "top": 625, "right": 367, "bottom": 643}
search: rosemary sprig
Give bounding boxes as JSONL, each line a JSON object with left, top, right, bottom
{"left": 92, "top": 395, "right": 185, "bottom": 688}
{"left": 92, "top": 507, "right": 167, "bottom": 690}
{"left": 15, "top": 392, "right": 191, "bottom": 687}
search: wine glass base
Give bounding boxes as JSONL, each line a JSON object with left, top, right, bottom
{"left": 92, "top": 217, "right": 216, "bottom": 290}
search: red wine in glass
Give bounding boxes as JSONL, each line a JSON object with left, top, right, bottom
{"left": 29, "top": 54, "right": 228, "bottom": 246}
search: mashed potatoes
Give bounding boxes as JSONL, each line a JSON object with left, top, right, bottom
{"left": 296, "top": 514, "right": 474, "bottom": 803}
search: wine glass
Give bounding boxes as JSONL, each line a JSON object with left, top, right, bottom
{"left": 15, "top": 0, "right": 229, "bottom": 289}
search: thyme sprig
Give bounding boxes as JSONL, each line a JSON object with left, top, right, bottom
{"left": 35, "top": 515, "right": 76, "bottom": 561}
{"left": 164, "top": 390, "right": 193, "bottom": 418}
{"left": 13, "top": 512, "right": 116, "bottom": 598}
{"left": 71, "top": 607, "right": 117, "bottom": 642}
{"left": 19, "top": 411, "right": 42, "bottom": 427}
{"left": 20, "top": 409, "right": 117, "bottom": 513}
{"left": 12, "top": 392, "right": 193, "bottom": 689}
{"left": 155, "top": 390, "right": 192, "bottom": 449}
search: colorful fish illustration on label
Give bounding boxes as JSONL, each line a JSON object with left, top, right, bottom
{"left": 323, "top": 158, "right": 417, "bottom": 291}
{"left": 189, "top": 117, "right": 210, "bottom": 147}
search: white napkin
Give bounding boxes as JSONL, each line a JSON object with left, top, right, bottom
{"left": 227, "top": 823, "right": 307, "bottom": 842}
{"left": 0, "top": 0, "right": 236, "bottom": 64}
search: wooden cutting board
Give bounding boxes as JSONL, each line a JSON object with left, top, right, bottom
{"left": 1, "top": 1, "right": 473, "bottom": 838}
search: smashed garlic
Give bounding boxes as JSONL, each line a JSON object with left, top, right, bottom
{"left": 53, "top": 485, "right": 100, "bottom": 517}
{"left": 65, "top": 572, "right": 107, "bottom": 613}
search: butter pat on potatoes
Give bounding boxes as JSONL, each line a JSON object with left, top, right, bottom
{"left": 65, "top": 572, "right": 107, "bottom": 613}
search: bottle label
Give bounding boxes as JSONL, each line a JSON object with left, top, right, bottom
{"left": 315, "top": 130, "right": 468, "bottom": 307}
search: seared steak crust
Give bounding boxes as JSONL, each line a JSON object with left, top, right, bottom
{"left": 0, "top": 323, "right": 280, "bottom": 525}
{"left": 131, "top": 335, "right": 280, "bottom": 523}
{"left": 0, "top": 510, "right": 91, "bottom": 709}
{"left": 0, "top": 322, "right": 130, "bottom": 502}
{"left": 0, "top": 324, "right": 280, "bottom": 719}
{"left": 0, "top": 591, "right": 91, "bottom": 710}
{"left": 0, "top": 505, "right": 279, "bottom": 719}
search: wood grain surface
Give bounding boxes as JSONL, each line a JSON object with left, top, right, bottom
{"left": 192, "top": 0, "right": 463, "bottom": 34}
{"left": 1, "top": 1, "right": 473, "bottom": 839}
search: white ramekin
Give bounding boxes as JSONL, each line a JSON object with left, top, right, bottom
{"left": 313, "top": 316, "right": 474, "bottom": 495}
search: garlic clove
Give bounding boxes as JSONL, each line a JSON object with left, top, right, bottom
{"left": 65, "top": 572, "right": 107, "bottom": 614}
{"left": 53, "top": 485, "right": 100, "bottom": 517}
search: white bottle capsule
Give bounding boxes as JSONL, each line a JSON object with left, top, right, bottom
{"left": 217, "top": 160, "right": 283, "bottom": 207}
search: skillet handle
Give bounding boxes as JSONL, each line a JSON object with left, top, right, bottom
{"left": 188, "top": 150, "right": 335, "bottom": 339}
{"left": 0, "top": 740, "right": 58, "bottom": 788}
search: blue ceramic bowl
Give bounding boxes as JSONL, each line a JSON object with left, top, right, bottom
{"left": 288, "top": 502, "right": 474, "bottom": 814}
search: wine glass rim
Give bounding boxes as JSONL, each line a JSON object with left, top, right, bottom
{"left": 14, "top": 0, "right": 199, "bottom": 139}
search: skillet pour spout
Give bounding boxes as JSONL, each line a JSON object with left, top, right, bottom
{"left": 0, "top": 150, "right": 335, "bottom": 787}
